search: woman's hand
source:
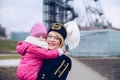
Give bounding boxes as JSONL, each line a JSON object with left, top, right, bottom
{"left": 62, "top": 48, "right": 67, "bottom": 54}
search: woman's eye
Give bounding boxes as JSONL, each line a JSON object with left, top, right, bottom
{"left": 48, "top": 35, "right": 52, "bottom": 38}
{"left": 55, "top": 37, "right": 60, "bottom": 40}
{"left": 48, "top": 35, "right": 60, "bottom": 40}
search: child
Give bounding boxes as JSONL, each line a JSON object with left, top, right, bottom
{"left": 16, "top": 22, "right": 64, "bottom": 80}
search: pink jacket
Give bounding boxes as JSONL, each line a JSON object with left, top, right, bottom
{"left": 16, "top": 41, "right": 61, "bottom": 80}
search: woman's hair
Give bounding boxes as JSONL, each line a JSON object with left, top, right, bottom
{"left": 54, "top": 31, "right": 64, "bottom": 48}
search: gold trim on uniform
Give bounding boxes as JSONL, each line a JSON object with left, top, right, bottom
{"left": 58, "top": 63, "right": 69, "bottom": 78}
{"left": 54, "top": 60, "right": 70, "bottom": 78}
{"left": 54, "top": 60, "right": 65, "bottom": 75}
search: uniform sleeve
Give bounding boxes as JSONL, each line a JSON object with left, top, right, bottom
{"left": 27, "top": 45, "right": 61, "bottom": 60}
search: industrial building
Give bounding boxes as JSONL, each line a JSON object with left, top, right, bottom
{"left": 42, "top": 0, "right": 120, "bottom": 57}
{"left": 11, "top": 32, "right": 29, "bottom": 41}
{"left": 43, "top": 0, "right": 77, "bottom": 29}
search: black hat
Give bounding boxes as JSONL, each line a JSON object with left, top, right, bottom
{"left": 48, "top": 23, "right": 67, "bottom": 40}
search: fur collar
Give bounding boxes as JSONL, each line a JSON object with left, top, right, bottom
{"left": 25, "top": 36, "right": 48, "bottom": 49}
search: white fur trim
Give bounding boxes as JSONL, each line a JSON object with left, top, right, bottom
{"left": 64, "top": 21, "right": 80, "bottom": 50}
{"left": 25, "top": 36, "right": 48, "bottom": 49}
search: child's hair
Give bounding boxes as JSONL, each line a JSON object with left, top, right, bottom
{"left": 30, "top": 22, "right": 47, "bottom": 37}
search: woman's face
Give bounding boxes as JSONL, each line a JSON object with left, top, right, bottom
{"left": 47, "top": 32, "right": 61, "bottom": 49}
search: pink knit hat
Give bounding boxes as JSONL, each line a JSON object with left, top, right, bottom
{"left": 30, "top": 22, "right": 47, "bottom": 37}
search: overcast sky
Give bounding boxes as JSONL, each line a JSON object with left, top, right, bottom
{"left": 0, "top": 0, "right": 120, "bottom": 32}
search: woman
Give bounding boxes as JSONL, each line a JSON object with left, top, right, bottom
{"left": 37, "top": 22, "right": 72, "bottom": 80}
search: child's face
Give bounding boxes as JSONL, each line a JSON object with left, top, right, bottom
{"left": 36, "top": 36, "right": 46, "bottom": 41}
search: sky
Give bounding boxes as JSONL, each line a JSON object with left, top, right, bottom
{"left": 0, "top": 0, "right": 120, "bottom": 32}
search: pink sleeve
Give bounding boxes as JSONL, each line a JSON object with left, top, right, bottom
{"left": 27, "top": 45, "right": 59, "bottom": 59}
{"left": 16, "top": 41, "right": 31, "bottom": 56}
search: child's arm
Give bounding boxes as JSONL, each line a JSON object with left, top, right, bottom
{"left": 16, "top": 41, "right": 31, "bottom": 56}
{"left": 27, "top": 45, "right": 64, "bottom": 60}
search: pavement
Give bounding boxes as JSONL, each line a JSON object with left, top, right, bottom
{"left": 66, "top": 57, "right": 107, "bottom": 80}
{"left": 0, "top": 59, "right": 20, "bottom": 67}
{"left": 0, "top": 58, "right": 107, "bottom": 80}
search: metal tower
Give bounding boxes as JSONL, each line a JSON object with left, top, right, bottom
{"left": 43, "top": 0, "right": 76, "bottom": 29}
{"left": 83, "top": 0, "right": 108, "bottom": 29}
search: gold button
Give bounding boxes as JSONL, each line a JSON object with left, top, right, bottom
{"left": 42, "top": 76, "right": 44, "bottom": 79}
